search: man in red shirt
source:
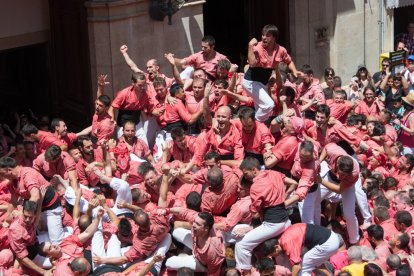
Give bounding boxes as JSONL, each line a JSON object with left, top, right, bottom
{"left": 0, "top": 157, "right": 65, "bottom": 244}
{"left": 88, "top": 95, "right": 115, "bottom": 145}
{"left": 244, "top": 24, "right": 300, "bottom": 122}
{"left": 166, "top": 212, "right": 225, "bottom": 275}
{"left": 73, "top": 136, "right": 103, "bottom": 188}
{"left": 235, "top": 157, "right": 296, "bottom": 275}
{"left": 33, "top": 145, "right": 78, "bottom": 191}
{"left": 51, "top": 118, "right": 80, "bottom": 149}
{"left": 9, "top": 201, "right": 54, "bottom": 276}
{"left": 195, "top": 106, "right": 244, "bottom": 168}
{"left": 171, "top": 35, "right": 229, "bottom": 80}
{"left": 166, "top": 127, "right": 198, "bottom": 164}
{"left": 298, "top": 65, "right": 326, "bottom": 119}
{"left": 37, "top": 209, "right": 104, "bottom": 275}
{"left": 260, "top": 223, "right": 342, "bottom": 276}
{"left": 21, "top": 124, "right": 66, "bottom": 155}
{"left": 326, "top": 90, "right": 356, "bottom": 123}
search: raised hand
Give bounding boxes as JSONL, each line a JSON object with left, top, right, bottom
{"left": 120, "top": 45, "right": 128, "bottom": 54}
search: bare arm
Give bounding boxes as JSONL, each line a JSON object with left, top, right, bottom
{"left": 68, "top": 170, "right": 79, "bottom": 191}
{"left": 120, "top": 45, "right": 142, "bottom": 73}
{"left": 401, "top": 75, "right": 409, "bottom": 95}
{"left": 76, "top": 126, "right": 92, "bottom": 137}
{"left": 203, "top": 83, "right": 213, "bottom": 127}
{"left": 247, "top": 38, "right": 258, "bottom": 67}
{"left": 78, "top": 208, "right": 104, "bottom": 244}
{"left": 20, "top": 257, "right": 53, "bottom": 275}
{"left": 164, "top": 53, "right": 184, "bottom": 85}
{"left": 221, "top": 89, "right": 251, "bottom": 103}
{"left": 380, "top": 70, "right": 391, "bottom": 91}
{"left": 228, "top": 65, "right": 239, "bottom": 92}
{"left": 73, "top": 188, "right": 82, "bottom": 223}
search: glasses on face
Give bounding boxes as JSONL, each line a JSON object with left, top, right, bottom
{"left": 326, "top": 73, "right": 334, "bottom": 76}
{"left": 382, "top": 64, "right": 390, "bottom": 67}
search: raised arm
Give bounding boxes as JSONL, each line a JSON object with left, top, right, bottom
{"left": 97, "top": 74, "right": 110, "bottom": 98}
{"left": 203, "top": 82, "right": 213, "bottom": 127}
{"left": 247, "top": 38, "right": 258, "bottom": 67}
{"left": 78, "top": 208, "right": 104, "bottom": 244}
{"left": 164, "top": 53, "right": 184, "bottom": 85}
{"left": 120, "top": 45, "right": 142, "bottom": 73}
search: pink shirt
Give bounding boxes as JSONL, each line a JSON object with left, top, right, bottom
{"left": 233, "top": 120, "right": 274, "bottom": 154}
{"left": 76, "top": 158, "right": 100, "bottom": 187}
{"left": 325, "top": 143, "right": 360, "bottom": 189}
{"left": 374, "top": 242, "right": 391, "bottom": 271}
{"left": 384, "top": 124, "right": 398, "bottom": 145}
{"left": 185, "top": 92, "right": 214, "bottom": 114}
{"left": 184, "top": 51, "right": 228, "bottom": 79}
{"left": 156, "top": 99, "right": 192, "bottom": 128}
{"left": 354, "top": 100, "right": 383, "bottom": 118}
{"left": 37, "top": 130, "right": 64, "bottom": 155}
{"left": 9, "top": 216, "right": 37, "bottom": 259}
{"left": 8, "top": 167, "right": 49, "bottom": 199}
{"left": 91, "top": 113, "right": 115, "bottom": 144}
{"left": 60, "top": 133, "right": 78, "bottom": 149}
{"left": 192, "top": 165, "right": 241, "bottom": 185}
{"left": 250, "top": 170, "right": 286, "bottom": 213}
{"left": 271, "top": 135, "right": 299, "bottom": 170}
{"left": 33, "top": 151, "right": 76, "bottom": 179}
{"left": 222, "top": 196, "right": 252, "bottom": 232}
{"left": 291, "top": 151, "right": 321, "bottom": 201}
{"left": 201, "top": 171, "right": 239, "bottom": 215}
{"left": 252, "top": 42, "right": 292, "bottom": 68}
{"left": 278, "top": 223, "right": 307, "bottom": 265}
{"left": 399, "top": 110, "right": 414, "bottom": 148}
{"left": 298, "top": 79, "right": 325, "bottom": 111}
{"left": 118, "top": 136, "right": 150, "bottom": 159}
{"left": 124, "top": 214, "right": 169, "bottom": 262}
{"left": 112, "top": 86, "right": 154, "bottom": 112}
{"left": 192, "top": 228, "right": 225, "bottom": 276}
{"left": 380, "top": 218, "right": 399, "bottom": 241}
{"left": 326, "top": 100, "right": 353, "bottom": 123}
{"left": 194, "top": 125, "right": 244, "bottom": 166}
{"left": 170, "top": 135, "right": 197, "bottom": 163}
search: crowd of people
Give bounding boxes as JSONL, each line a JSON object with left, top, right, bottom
{"left": 1, "top": 23, "right": 414, "bottom": 276}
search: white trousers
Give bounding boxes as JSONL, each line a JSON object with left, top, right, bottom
{"left": 165, "top": 228, "right": 207, "bottom": 272}
{"left": 222, "top": 224, "right": 251, "bottom": 245}
{"left": 153, "top": 130, "right": 172, "bottom": 163}
{"left": 242, "top": 79, "right": 275, "bottom": 122}
{"left": 300, "top": 232, "right": 341, "bottom": 276}
{"left": 298, "top": 187, "right": 320, "bottom": 224}
{"left": 109, "top": 178, "right": 133, "bottom": 216}
{"left": 235, "top": 220, "right": 291, "bottom": 270}
{"left": 315, "top": 161, "right": 360, "bottom": 244}
{"left": 41, "top": 206, "right": 65, "bottom": 245}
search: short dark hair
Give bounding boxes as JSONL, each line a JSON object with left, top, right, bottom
{"left": 138, "top": 162, "right": 156, "bottom": 176}
{"left": 260, "top": 238, "right": 278, "bottom": 256}
{"left": 170, "top": 127, "right": 185, "bottom": 140}
{"left": 217, "top": 59, "right": 231, "bottom": 71}
{"left": 76, "top": 135, "right": 92, "bottom": 148}
{"left": 186, "top": 191, "right": 202, "bottom": 212}
{"left": 395, "top": 210, "right": 412, "bottom": 227}
{"left": 337, "top": 156, "right": 354, "bottom": 173}
{"left": 398, "top": 233, "right": 410, "bottom": 249}
{"left": 50, "top": 118, "right": 63, "bottom": 131}
{"left": 363, "top": 263, "right": 383, "bottom": 276}
{"left": 45, "top": 145, "right": 61, "bottom": 161}
{"left": 198, "top": 212, "right": 214, "bottom": 229}
{"left": 334, "top": 89, "right": 347, "bottom": 99}
{"left": 374, "top": 206, "right": 390, "bottom": 221}
{"left": 406, "top": 154, "right": 414, "bottom": 171}
{"left": 238, "top": 107, "right": 256, "bottom": 121}
{"left": 333, "top": 76, "right": 342, "bottom": 88}
{"left": 22, "top": 124, "right": 39, "bottom": 136}
{"left": 300, "top": 140, "right": 314, "bottom": 153}
{"left": 122, "top": 120, "right": 136, "bottom": 129}
{"left": 347, "top": 114, "right": 359, "bottom": 126}
{"left": 256, "top": 258, "right": 275, "bottom": 273}
{"left": 23, "top": 200, "right": 38, "bottom": 213}
{"left": 324, "top": 67, "right": 335, "bottom": 76}
{"left": 366, "top": 224, "right": 384, "bottom": 240}
{"left": 204, "top": 151, "right": 221, "bottom": 162}
{"left": 374, "top": 195, "right": 390, "bottom": 208}
{"left": 153, "top": 76, "right": 167, "bottom": 88}
{"left": 214, "top": 79, "right": 229, "bottom": 89}
{"left": 118, "top": 218, "right": 132, "bottom": 237}
{"left": 396, "top": 264, "right": 410, "bottom": 276}
{"left": 131, "top": 72, "right": 146, "bottom": 83}
{"left": 367, "top": 121, "right": 385, "bottom": 136}
{"left": 240, "top": 157, "right": 261, "bottom": 170}
{"left": 301, "top": 64, "right": 313, "bottom": 75}
{"left": 0, "top": 157, "right": 17, "bottom": 169}
{"left": 170, "top": 83, "right": 183, "bottom": 97}
{"left": 363, "top": 85, "right": 376, "bottom": 95}
{"left": 202, "top": 35, "right": 215, "bottom": 46}
{"left": 316, "top": 104, "right": 330, "bottom": 117}
{"left": 383, "top": 176, "right": 398, "bottom": 191}
{"left": 177, "top": 267, "right": 195, "bottom": 276}
{"left": 97, "top": 95, "right": 111, "bottom": 107}
{"left": 387, "top": 254, "right": 401, "bottom": 270}
{"left": 38, "top": 242, "right": 48, "bottom": 257}
{"left": 262, "top": 24, "right": 279, "bottom": 39}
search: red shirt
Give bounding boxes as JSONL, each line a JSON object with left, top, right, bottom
{"left": 325, "top": 143, "right": 360, "bottom": 189}
{"left": 252, "top": 42, "right": 292, "bottom": 68}
{"left": 92, "top": 113, "right": 115, "bottom": 144}
{"left": 354, "top": 100, "right": 383, "bottom": 118}
{"left": 33, "top": 151, "right": 76, "bottom": 179}
{"left": 326, "top": 100, "right": 353, "bottom": 123}
{"left": 185, "top": 92, "right": 214, "bottom": 114}
{"left": 9, "top": 216, "right": 37, "bottom": 259}
{"left": 156, "top": 99, "right": 192, "bottom": 128}
{"left": 112, "top": 86, "right": 154, "bottom": 112}
{"left": 232, "top": 120, "right": 274, "bottom": 154}
{"left": 374, "top": 242, "right": 391, "bottom": 271}
{"left": 117, "top": 136, "right": 150, "bottom": 159}
{"left": 53, "top": 235, "right": 84, "bottom": 276}
{"left": 192, "top": 228, "right": 225, "bottom": 276}
{"left": 271, "top": 135, "right": 299, "bottom": 170}
{"left": 124, "top": 214, "right": 169, "bottom": 262}
{"left": 291, "top": 150, "right": 321, "bottom": 201}
{"left": 169, "top": 135, "right": 197, "bottom": 163}
{"left": 194, "top": 125, "right": 244, "bottom": 166}
{"left": 8, "top": 167, "right": 49, "bottom": 199}
{"left": 201, "top": 171, "right": 239, "bottom": 215}
{"left": 60, "top": 133, "right": 78, "bottom": 149}
{"left": 379, "top": 218, "right": 399, "bottom": 241}
{"left": 250, "top": 170, "right": 286, "bottom": 213}
{"left": 36, "top": 130, "right": 64, "bottom": 155}
{"left": 76, "top": 158, "right": 101, "bottom": 187}
{"left": 278, "top": 223, "right": 307, "bottom": 265}
{"left": 222, "top": 196, "right": 252, "bottom": 232}
{"left": 298, "top": 79, "right": 325, "bottom": 111}
{"left": 184, "top": 51, "right": 228, "bottom": 79}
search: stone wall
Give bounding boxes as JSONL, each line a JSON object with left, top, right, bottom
{"left": 289, "top": 0, "right": 394, "bottom": 82}
{"left": 86, "top": 0, "right": 205, "bottom": 99}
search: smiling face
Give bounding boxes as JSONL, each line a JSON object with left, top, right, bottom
{"left": 216, "top": 107, "right": 231, "bottom": 131}
{"left": 364, "top": 89, "right": 375, "bottom": 103}
{"left": 42, "top": 242, "right": 62, "bottom": 259}
{"left": 201, "top": 41, "right": 213, "bottom": 56}
{"left": 146, "top": 60, "right": 159, "bottom": 79}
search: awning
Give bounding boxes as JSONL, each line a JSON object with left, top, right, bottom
{"left": 386, "top": 0, "right": 414, "bottom": 9}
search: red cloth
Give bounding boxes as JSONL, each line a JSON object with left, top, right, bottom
{"left": 354, "top": 100, "right": 383, "bottom": 118}
{"left": 297, "top": 79, "right": 325, "bottom": 112}
{"left": 91, "top": 113, "right": 115, "bottom": 144}
{"left": 326, "top": 99, "right": 353, "bottom": 123}
{"left": 291, "top": 150, "right": 321, "bottom": 201}
{"left": 232, "top": 120, "right": 274, "bottom": 154}
{"left": 36, "top": 130, "right": 64, "bottom": 155}
{"left": 250, "top": 170, "right": 286, "bottom": 213}
{"left": 252, "top": 42, "right": 292, "bottom": 68}
{"left": 271, "top": 135, "right": 299, "bottom": 170}
{"left": 156, "top": 99, "right": 193, "bottom": 128}
{"left": 169, "top": 135, "right": 197, "bottom": 163}
{"left": 184, "top": 51, "right": 228, "bottom": 79}
{"left": 33, "top": 151, "right": 76, "bottom": 179}
{"left": 222, "top": 196, "right": 252, "bottom": 232}
{"left": 118, "top": 136, "right": 150, "bottom": 159}
{"left": 278, "top": 223, "right": 307, "bottom": 265}
{"left": 9, "top": 216, "right": 37, "bottom": 259}
{"left": 112, "top": 86, "right": 154, "bottom": 112}
{"left": 8, "top": 167, "right": 49, "bottom": 200}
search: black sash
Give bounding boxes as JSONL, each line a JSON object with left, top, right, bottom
{"left": 244, "top": 67, "right": 273, "bottom": 85}
{"left": 262, "top": 203, "right": 289, "bottom": 223}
